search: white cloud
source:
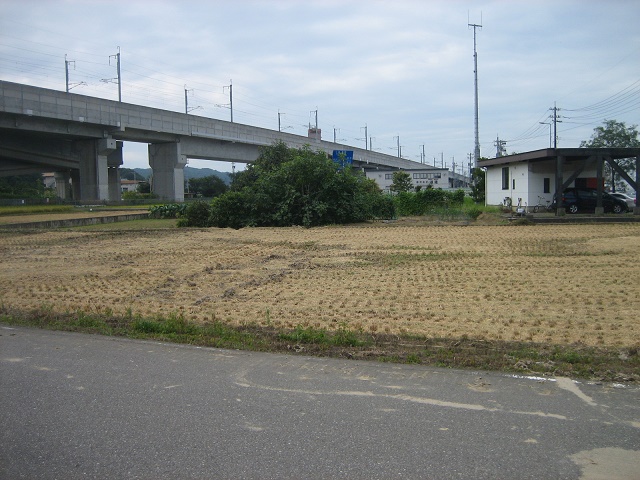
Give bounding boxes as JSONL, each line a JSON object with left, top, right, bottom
{"left": 0, "top": 0, "right": 638, "bottom": 168}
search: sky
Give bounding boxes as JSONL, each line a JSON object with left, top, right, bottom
{"left": 1, "top": 0, "right": 639, "bottom": 173}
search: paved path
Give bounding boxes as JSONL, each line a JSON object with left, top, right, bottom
{"left": 1, "top": 325, "right": 639, "bottom": 479}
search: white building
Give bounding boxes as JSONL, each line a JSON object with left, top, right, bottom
{"left": 366, "top": 167, "right": 466, "bottom": 193}
{"left": 121, "top": 179, "right": 141, "bottom": 193}
{"left": 478, "top": 147, "right": 640, "bottom": 212}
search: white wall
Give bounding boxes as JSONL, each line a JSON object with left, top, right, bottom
{"left": 486, "top": 160, "right": 599, "bottom": 207}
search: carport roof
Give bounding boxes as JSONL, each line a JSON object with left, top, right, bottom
{"left": 478, "top": 147, "right": 640, "bottom": 167}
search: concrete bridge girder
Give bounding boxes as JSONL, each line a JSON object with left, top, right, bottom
{"left": 0, "top": 81, "right": 426, "bottom": 202}
{"left": 180, "top": 137, "right": 261, "bottom": 163}
{"left": 0, "top": 129, "right": 123, "bottom": 202}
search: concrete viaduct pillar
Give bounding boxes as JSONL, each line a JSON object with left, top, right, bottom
{"left": 148, "top": 142, "right": 187, "bottom": 202}
{"left": 53, "top": 171, "right": 71, "bottom": 200}
{"left": 74, "top": 137, "right": 123, "bottom": 202}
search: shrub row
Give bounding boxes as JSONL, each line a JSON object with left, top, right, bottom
{"left": 149, "top": 203, "right": 187, "bottom": 219}
{"left": 392, "top": 189, "right": 466, "bottom": 216}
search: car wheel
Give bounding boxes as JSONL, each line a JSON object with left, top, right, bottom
{"left": 613, "top": 204, "right": 624, "bottom": 214}
{"left": 568, "top": 204, "right": 579, "bottom": 214}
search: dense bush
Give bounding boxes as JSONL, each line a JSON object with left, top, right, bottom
{"left": 0, "top": 174, "right": 48, "bottom": 199}
{"left": 123, "top": 191, "right": 156, "bottom": 200}
{"left": 176, "top": 201, "right": 211, "bottom": 227}
{"left": 392, "top": 189, "right": 466, "bottom": 216}
{"left": 183, "top": 141, "right": 395, "bottom": 229}
{"left": 149, "top": 203, "right": 187, "bottom": 219}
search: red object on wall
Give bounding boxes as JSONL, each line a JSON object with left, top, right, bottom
{"left": 575, "top": 177, "right": 604, "bottom": 189}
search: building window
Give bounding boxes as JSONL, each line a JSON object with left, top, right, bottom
{"left": 501, "top": 167, "right": 509, "bottom": 190}
{"left": 385, "top": 174, "right": 393, "bottom": 180}
{"left": 543, "top": 177, "right": 550, "bottom": 193}
{"left": 512, "top": 179, "right": 516, "bottom": 190}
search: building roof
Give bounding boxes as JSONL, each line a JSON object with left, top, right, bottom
{"left": 478, "top": 147, "right": 640, "bottom": 167}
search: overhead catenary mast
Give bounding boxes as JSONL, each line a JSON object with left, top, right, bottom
{"left": 469, "top": 15, "right": 482, "bottom": 167}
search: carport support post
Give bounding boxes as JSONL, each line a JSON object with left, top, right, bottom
{"left": 635, "top": 156, "right": 640, "bottom": 215}
{"left": 148, "top": 142, "right": 187, "bottom": 202}
{"left": 595, "top": 155, "right": 604, "bottom": 215}
{"left": 555, "top": 154, "right": 565, "bottom": 216}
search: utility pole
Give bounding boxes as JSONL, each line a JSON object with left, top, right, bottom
{"left": 469, "top": 16, "right": 482, "bottom": 168}
{"left": 394, "top": 136, "right": 400, "bottom": 157}
{"left": 550, "top": 102, "right": 561, "bottom": 148}
{"left": 420, "top": 145, "right": 425, "bottom": 164}
{"left": 102, "top": 47, "right": 121, "bottom": 101}
{"left": 184, "top": 86, "right": 201, "bottom": 114}
{"left": 110, "top": 47, "right": 121, "bottom": 102}
{"left": 223, "top": 80, "right": 233, "bottom": 122}
{"left": 64, "top": 55, "right": 86, "bottom": 92}
{"left": 494, "top": 135, "right": 506, "bottom": 157}
{"left": 361, "top": 124, "right": 368, "bottom": 150}
{"left": 65, "top": 55, "right": 73, "bottom": 93}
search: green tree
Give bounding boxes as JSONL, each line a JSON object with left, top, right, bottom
{"left": 203, "top": 142, "right": 394, "bottom": 229}
{"left": 0, "top": 174, "right": 46, "bottom": 198}
{"left": 188, "top": 175, "right": 228, "bottom": 197}
{"left": 230, "top": 140, "right": 294, "bottom": 191}
{"left": 389, "top": 171, "right": 413, "bottom": 193}
{"left": 580, "top": 120, "right": 639, "bottom": 190}
{"left": 136, "top": 181, "right": 151, "bottom": 194}
{"left": 120, "top": 168, "right": 146, "bottom": 181}
{"left": 470, "top": 167, "right": 486, "bottom": 203}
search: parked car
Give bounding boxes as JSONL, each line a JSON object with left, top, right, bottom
{"left": 609, "top": 192, "right": 636, "bottom": 209}
{"left": 551, "top": 188, "right": 629, "bottom": 214}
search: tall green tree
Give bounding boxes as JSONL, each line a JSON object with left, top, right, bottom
{"left": 470, "top": 167, "right": 486, "bottom": 204}
{"left": 580, "top": 120, "right": 639, "bottom": 190}
{"left": 187, "top": 175, "right": 228, "bottom": 197}
{"left": 0, "top": 174, "right": 46, "bottom": 198}
{"left": 389, "top": 171, "right": 413, "bottom": 193}
{"left": 200, "top": 142, "right": 394, "bottom": 229}
{"left": 136, "top": 181, "right": 151, "bottom": 194}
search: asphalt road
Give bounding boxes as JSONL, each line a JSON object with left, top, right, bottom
{"left": 1, "top": 325, "right": 639, "bottom": 480}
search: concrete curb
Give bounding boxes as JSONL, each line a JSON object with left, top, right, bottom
{"left": 0, "top": 213, "right": 150, "bottom": 229}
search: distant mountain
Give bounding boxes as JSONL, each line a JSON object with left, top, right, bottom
{"left": 130, "top": 167, "right": 232, "bottom": 185}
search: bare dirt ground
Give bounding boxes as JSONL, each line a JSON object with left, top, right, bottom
{"left": 1, "top": 219, "right": 639, "bottom": 348}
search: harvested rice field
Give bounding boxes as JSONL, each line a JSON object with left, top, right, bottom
{"left": 1, "top": 221, "right": 639, "bottom": 348}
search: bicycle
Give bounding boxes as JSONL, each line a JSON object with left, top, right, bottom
{"left": 532, "top": 196, "right": 552, "bottom": 213}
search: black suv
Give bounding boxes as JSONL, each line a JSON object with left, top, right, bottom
{"left": 552, "top": 188, "right": 628, "bottom": 214}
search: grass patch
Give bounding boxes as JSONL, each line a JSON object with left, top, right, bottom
{"left": 1, "top": 305, "right": 637, "bottom": 383}
{"left": 0, "top": 205, "right": 76, "bottom": 216}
